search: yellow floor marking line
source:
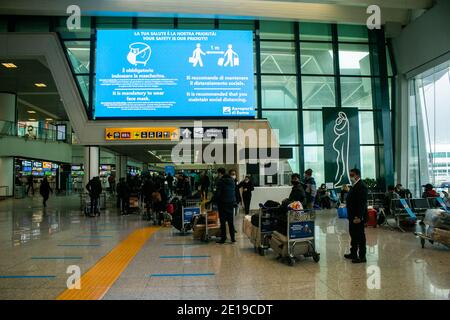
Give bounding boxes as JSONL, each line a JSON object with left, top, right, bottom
{"left": 57, "top": 226, "right": 159, "bottom": 300}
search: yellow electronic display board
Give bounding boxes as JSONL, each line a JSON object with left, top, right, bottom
{"left": 105, "top": 128, "right": 179, "bottom": 141}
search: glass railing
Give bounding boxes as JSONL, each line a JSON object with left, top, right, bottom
{"left": 0, "top": 120, "right": 71, "bottom": 143}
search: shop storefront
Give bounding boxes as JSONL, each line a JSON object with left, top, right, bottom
{"left": 14, "top": 158, "right": 64, "bottom": 197}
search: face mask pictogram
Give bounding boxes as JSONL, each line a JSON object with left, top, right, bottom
{"left": 127, "top": 42, "right": 151, "bottom": 66}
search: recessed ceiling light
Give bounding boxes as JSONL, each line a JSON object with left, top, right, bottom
{"left": 34, "top": 83, "right": 47, "bottom": 88}
{"left": 1, "top": 63, "right": 17, "bottom": 68}
{"left": 45, "top": 118, "right": 53, "bottom": 121}
{"left": 28, "top": 118, "right": 36, "bottom": 121}
{"left": 27, "top": 110, "right": 36, "bottom": 114}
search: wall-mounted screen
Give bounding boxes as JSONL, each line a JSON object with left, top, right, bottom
{"left": 22, "top": 160, "right": 32, "bottom": 167}
{"left": 95, "top": 29, "right": 255, "bottom": 118}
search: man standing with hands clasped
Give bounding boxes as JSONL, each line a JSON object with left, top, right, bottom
{"left": 344, "top": 168, "right": 368, "bottom": 263}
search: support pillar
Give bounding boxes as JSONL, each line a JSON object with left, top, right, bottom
{"left": 83, "top": 146, "right": 99, "bottom": 187}
{"left": 0, "top": 92, "right": 17, "bottom": 134}
{"left": 115, "top": 155, "right": 127, "bottom": 180}
{"left": 0, "top": 157, "right": 14, "bottom": 196}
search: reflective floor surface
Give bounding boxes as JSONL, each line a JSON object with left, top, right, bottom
{"left": 0, "top": 194, "right": 449, "bottom": 300}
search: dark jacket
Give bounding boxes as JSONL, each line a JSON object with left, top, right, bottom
{"left": 183, "top": 180, "right": 192, "bottom": 198}
{"left": 117, "top": 181, "right": 130, "bottom": 198}
{"left": 289, "top": 184, "right": 305, "bottom": 203}
{"left": 346, "top": 179, "right": 368, "bottom": 221}
{"left": 212, "top": 174, "right": 236, "bottom": 205}
{"left": 86, "top": 178, "right": 103, "bottom": 198}
{"left": 233, "top": 179, "right": 242, "bottom": 204}
{"left": 39, "top": 180, "right": 52, "bottom": 197}
{"left": 200, "top": 175, "right": 210, "bottom": 188}
{"left": 238, "top": 180, "right": 254, "bottom": 199}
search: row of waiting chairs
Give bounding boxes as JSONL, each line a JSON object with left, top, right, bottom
{"left": 388, "top": 197, "right": 442, "bottom": 232}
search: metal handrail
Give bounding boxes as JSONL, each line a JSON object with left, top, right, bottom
{"left": 0, "top": 120, "right": 71, "bottom": 143}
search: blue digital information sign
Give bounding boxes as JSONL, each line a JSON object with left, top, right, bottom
{"left": 94, "top": 30, "right": 255, "bottom": 118}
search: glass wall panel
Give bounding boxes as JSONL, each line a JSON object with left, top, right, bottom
{"left": 15, "top": 17, "right": 50, "bottom": 32}
{"left": 303, "top": 111, "right": 324, "bottom": 145}
{"left": 304, "top": 146, "right": 325, "bottom": 185}
{"left": 299, "top": 22, "right": 332, "bottom": 41}
{"left": 260, "top": 42, "right": 296, "bottom": 74}
{"left": 284, "top": 146, "right": 300, "bottom": 173}
{"left": 136, "top": 17, "right": 174, "bottom": 29}
{"left": 260, "top": 21, "right": 294, "bottom": 40}
{"left": 338, "top": 24, "right": 369, "bottom": 43}
{"left": 56, "top": 17, "right": 91, "bottom": 39}
{"left": 261, "top": 75, "right": 297, "bottom": 109}
{"left": 359, "top": 112, "right": 375, "bottom": 144}
{"left": 338, "top": 44, "right": 371, "bottom": 76}
{"left": 76, "top": 75, "right": 90, "bottom": 106}
{"left": 0, "top": 17, "right": 7, "bottom": 32}
{"left": 219, "top": 19, "right": 254, "bottom": 30}
{"left": 387, "top": 47, "right": 394, "bottom": 77}
{"left": 262, "top": 111, "right": 299, "bottom": 144}
{"left": 178, "top": 18, "right": 215, "bottom": 29}
{"left": 96, "top": 17, "right": 133, "bottom": 29}
{"left": 408, "top": 61, "right": 450, "bottom": 190}
{"left": 302, "top": 76, "right": 335, "bottom": 109}
{"left": 300, "top": 42, "right": 334, "bottom": 75}
{"left": 65, "top": 41, "right": 90, "bottom": 73}
{"left": 341, "top": 77, "right": 373, "bottom": 109}
{"left": 360, "top": 146, "right": 376, "bottom": 179}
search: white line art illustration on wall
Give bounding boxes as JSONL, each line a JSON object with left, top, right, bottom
{"left": 127, "top": 42, "right": 151, "bottom": 66}
{"left": 332, "top": 111, "right": 351, "bottom": 188}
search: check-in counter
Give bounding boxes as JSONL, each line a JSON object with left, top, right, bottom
{"left": 249, "top": 186, "right": 292, "bottom": 210}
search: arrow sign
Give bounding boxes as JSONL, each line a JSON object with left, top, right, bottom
{"left": 106, "top": 132, "right": 112, "bottom": 139}
{"left": 182, "top": 128, "right": 192, "bottom": 139}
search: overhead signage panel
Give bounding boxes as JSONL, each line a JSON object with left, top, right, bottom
{"left": 180, "top": 127, "right": 227, "bottom": 139}
{"left": 95, "top": 29, "right": 255, "bottom": 118}
{"left": 105, "top": 127, "right": 179, "bottom": 141}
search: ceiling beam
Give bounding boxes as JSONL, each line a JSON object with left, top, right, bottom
{"left": 282, "top": 0, "right": 433, "bottom": 10}
{"left": 0, "top": 0, "right": 415, "bottom": 25}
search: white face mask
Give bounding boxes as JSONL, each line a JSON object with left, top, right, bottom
{"left": 231, "top": 175, "right": 237, "bottom": 180}
{"left": 350, "top": 177, "right": 357, "bottom": 185}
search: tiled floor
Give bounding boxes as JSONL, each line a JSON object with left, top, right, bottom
{"left": 0, "top": 194, "right": 449, "bottom": 300}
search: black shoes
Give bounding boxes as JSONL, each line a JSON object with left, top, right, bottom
{"left": 216, "top": 239, "right": 226, "bottom": 244}
{"left": 231, "top": 239, "right": 236, "bottom": 243}
{"left": 352, "top": 257, "right": 367, "bottom": 264}
{"left": 344, "top": 254, "right": 357, "bottom": 260}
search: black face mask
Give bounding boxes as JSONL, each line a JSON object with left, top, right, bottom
{"left": 291, "top": 180, "right": 299, "bottom": 186}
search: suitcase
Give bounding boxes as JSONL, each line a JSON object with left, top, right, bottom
{"left": 233, "top": 57, "right": 239, "bottom": 66}
{"left": 367, "top": 208, "right": 378, "bottom": 227}
{"left": 338, "top": 207, "right": 347, "bottom": 219}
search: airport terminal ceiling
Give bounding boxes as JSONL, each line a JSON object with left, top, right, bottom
{"left": 0, "top": 58, "right": 68, "bottom": 122}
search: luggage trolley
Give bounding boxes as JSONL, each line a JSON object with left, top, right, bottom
{"left": 414, "top": 199, "right": 450, "bottom": 249}
{"left": 270, "top": 207, "right": 320, "bottom": 266}
{"left": 251, "top": 204, "right": 276, "bottom": 256}
{"left": 181, "top": 199, "right": 201, "bottom": 233}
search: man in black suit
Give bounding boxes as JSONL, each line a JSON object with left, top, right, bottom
{"left": 211, "top": 168, "right": 237, "bottom": 244}
{"left": 344, "top": 168, "right": 368, "bottom": 263}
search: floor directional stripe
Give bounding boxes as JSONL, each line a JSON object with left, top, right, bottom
{"left": 159, "top": 255, "right": 210, "bottom": 259}
{"left": 149, "top": 273, "right": 215, "bottom": 277}
{"left": 57, "top": 226, "right": 159, "bottom": 300}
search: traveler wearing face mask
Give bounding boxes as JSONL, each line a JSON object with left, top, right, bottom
{"left": 289, "top": 173, "right": 305, "bottom": 203}
{"left": 211, "top": 168, "right": 237, "bottom": 244}
{"left": 344, "top": 168, "right": 368, "bottom": 263}
{"left": 395, "top": 184, "right": 412, "bottom": 199}
{"left": 238, "top": 175, "right": 254, "bottom": 216}
{"left": 303, "top": 169, "right": 317, "bottom": 209}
